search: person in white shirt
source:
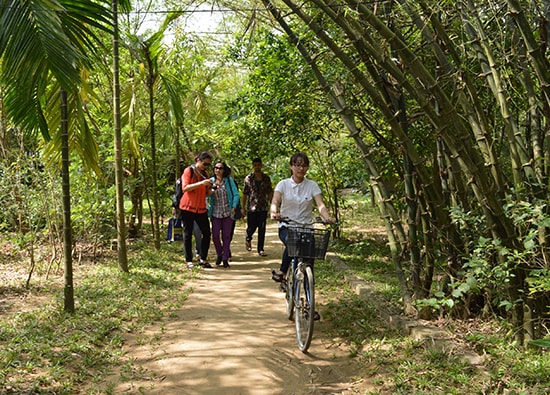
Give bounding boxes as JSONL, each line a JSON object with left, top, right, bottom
{"left": 270, "top": 152, "right": 336, "bottom": 283}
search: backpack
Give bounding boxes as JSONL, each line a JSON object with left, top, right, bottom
{"left": 172, "top": 175, "right": 184, "bottom": 210}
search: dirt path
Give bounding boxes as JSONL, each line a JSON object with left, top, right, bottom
{"left": 104, "top": 222, "right": 365, "bottom": 394}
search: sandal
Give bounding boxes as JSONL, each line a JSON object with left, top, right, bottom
{"left": 245, "top": 240, "right": 252, "bottom": 251}
{"left": 258, "top": 251, "right": 267, "bottom": 256}
{"left": 271, "top": 270, "right": 285, "bottom": 283}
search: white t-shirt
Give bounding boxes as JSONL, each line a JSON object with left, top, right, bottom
{"left": 274, "top": 177, "right": 322, "bottom": 226}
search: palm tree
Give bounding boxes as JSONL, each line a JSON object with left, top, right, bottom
{"left": 0, "top": 0, "right": 113, "bottom": 311}
{"left": 112, "top": 0, "right": 131, "bottom": 272}
{"left": 123, "top": 12, "right": 182, "bottom": 250}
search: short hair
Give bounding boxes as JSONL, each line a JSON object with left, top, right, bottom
{"left": 290, "top": 152, "right": 309, "bottom": 166}
{"left": 196, "top": 151, "right": 213, "bottom": 162}
{"left": 252, "top": 157, "right": 262, "bottom": 164}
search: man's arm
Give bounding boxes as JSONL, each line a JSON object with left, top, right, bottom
{"left": 241, "top": 194, "right": 248, "bottom": 216}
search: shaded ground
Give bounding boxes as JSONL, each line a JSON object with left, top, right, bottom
{"left": 102, "top": 223, "right": 367, "bottom": 394}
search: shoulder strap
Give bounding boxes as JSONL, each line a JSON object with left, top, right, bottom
{"left": 230, "top": 177, "right": 239, "bottom": 198}
{"left": 190, "top": 164, "right": 208, "bottom": 181}
{"left": 223, "top": 177, "right": 233, "bottom": 201}
{"left": 187, "top": 165, "right": 199, "bottom": 182}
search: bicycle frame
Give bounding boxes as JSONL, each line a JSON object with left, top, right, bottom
{"left": 277, "top": 217, "right": 334, "bottom": 352}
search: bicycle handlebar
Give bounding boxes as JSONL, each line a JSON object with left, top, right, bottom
{"left": 276, "top": 216, "right": 338, "bottom": 226}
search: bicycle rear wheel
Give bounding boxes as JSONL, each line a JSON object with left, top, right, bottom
{"left": 294, "top": 265, "right": 315, "bottom": 352}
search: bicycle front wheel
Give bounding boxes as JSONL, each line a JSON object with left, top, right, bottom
{"left": 294, "top": 265, "right": 315, "bottom": 352}
{"left": 285, "top": 271, "right": 295, "bottom": 321}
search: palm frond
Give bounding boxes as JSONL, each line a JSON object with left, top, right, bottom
{"left": 42, "top": 83, "right": 101, "bottom": 175}
{"left": 0, "top": 0, "right": 112, "bottom": 138}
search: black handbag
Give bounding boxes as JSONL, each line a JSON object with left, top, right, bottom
{"left": 234, "top": 201, "right": 243, "bottom": 220}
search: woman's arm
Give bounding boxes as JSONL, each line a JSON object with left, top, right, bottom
{"left": 314, "top": 194, "right": 336, "bottom": 223}
{"left": 270, "top": 190, "right": 282, "bottom": 219}
{"left": 182, "top": 167, "right": 212, "bottom": 193}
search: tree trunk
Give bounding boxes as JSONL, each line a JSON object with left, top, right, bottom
{"left": 112, "top": 0, "right": 128, "bottom": 272}
{"left": 60, "top": 88, "right": 74, "bottom": 313}
{"left": 148, "top": 74, "right": 161, "bottom": 250}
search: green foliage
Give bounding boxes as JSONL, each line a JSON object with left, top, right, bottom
{"left": 0, "top": 156, "right": 63, "bottom": 284}
{"left": 70, "top": 166, "right": 117, "bottom": 246}
{"left": 465, "top": 328, "right": 550, "bottom": 392}
{"left": 529, "top": 339, "right": 550, "bottom": 349}
{"left": 225, "top": 30, "right": 364, "bottom": 177}
{"left": 423, "top": 196, "right": 550, "bottom": 317}
{"left": 320, "top": 192, "right": 550, "bottom": 393}
{"left": 390, "top": 350, "right": 475, "bottom": 393}
{"left": 0, "top": 0, "right": 112, "bottom": 140}
{"left": 331, "top": 193, "right": 397, "bottom": 291}
{"left": 224, "top": 30, "right": 313, "bottom": 159}
{"left": 0, "top": 158, "right": 55, "bottom": 234}
{"left": 527, "top": 269, "right": 550, "bottom": 295}
{"left": 220, "top": 28, "right": 369, "bottom": 214}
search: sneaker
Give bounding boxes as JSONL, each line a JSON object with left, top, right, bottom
{"left": 187, "top": 262, "right": 194, "bottom": 269}
{"left": 223, "top": 260, "right": 230, "bottom": 268}
{"left": 215, "top": 256, "right": 222, "bottom": 266}
{"left": 199, "top": 260, "right": 213, "bottom": 269}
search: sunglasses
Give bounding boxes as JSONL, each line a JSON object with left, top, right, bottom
{"left": 202, "top": 161, "right": 211, "bottom": 167}
{"left": 293, "top": 163, "right": 309, "bottom": 169}
{"left": 214, "top": 166, "right": 224, "bottom": 170}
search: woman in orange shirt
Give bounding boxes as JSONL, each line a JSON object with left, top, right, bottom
{"left": 179, "top": 152, "right": 215, "bottom": 269}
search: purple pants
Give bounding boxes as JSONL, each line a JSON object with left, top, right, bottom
{"left": 211, "top": 216, "right": 235, "bottom": 261}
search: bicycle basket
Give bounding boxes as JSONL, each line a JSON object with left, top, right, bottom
{"left": 286, "top": 226, "right": 331, "bottom": 260}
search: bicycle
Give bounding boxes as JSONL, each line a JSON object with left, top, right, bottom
{"left": 274, "top": 217, "right": 334, "bottom": 352}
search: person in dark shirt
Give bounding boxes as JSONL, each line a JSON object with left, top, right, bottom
{"left": 242, "top": 158, "right": 273, "bottom": 257}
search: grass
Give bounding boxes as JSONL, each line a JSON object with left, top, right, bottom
{"left": 0, "top": 240, "right": 195, "bottom": 394}
{"left": 316, "top": 192, "right": 550, "bottom": 394}
{"left": 1, "top": 193, "right": 549, "bottom": 394}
